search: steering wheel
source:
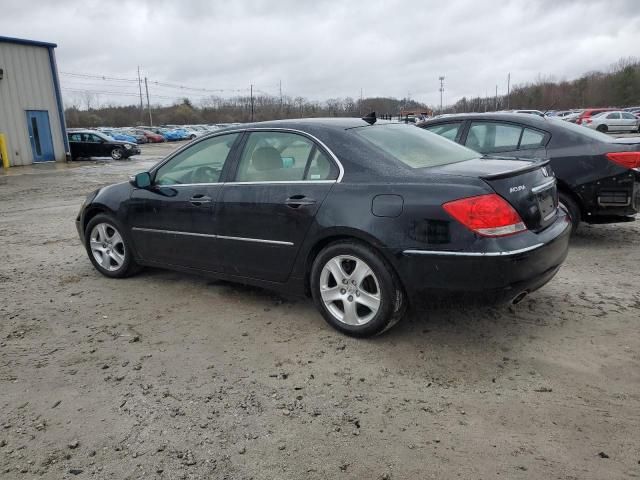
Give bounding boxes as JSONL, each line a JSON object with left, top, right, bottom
{"left": 191, "top": 165, "right": 219, "bottom": 184}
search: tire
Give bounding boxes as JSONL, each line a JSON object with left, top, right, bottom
{"left": 558, "top": 191, "right": 580, "bottom": 234}
{"left": 84, "top": 214, "right": 141, "bottom": 278}
{"left": 110, "top": 147, "right": 123, "bottom": 160}
{"left": 310, "top": 240, "right": 406, "bottom": 337}
{"left": 190, "top": 134, "right": 196, "bottom": 140}
{"left": 596, "top": 124, "right": 608, "bottom": 133}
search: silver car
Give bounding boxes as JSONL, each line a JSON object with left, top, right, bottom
{"left": 584, "top": 110, "right": 640, "bottom": 133}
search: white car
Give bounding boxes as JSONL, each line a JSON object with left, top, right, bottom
{"left": 583, "top": 111, "right": 640, "bottom": 133}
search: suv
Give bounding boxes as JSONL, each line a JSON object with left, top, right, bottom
{"left": 68, "top": 130, "right": 141, "bottom": 160}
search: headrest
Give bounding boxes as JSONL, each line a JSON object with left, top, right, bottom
{"left": 252, "top": 147, "right": 282, "bottom": 171}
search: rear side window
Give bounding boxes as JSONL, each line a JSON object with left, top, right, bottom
{"left": 354, "top": 124, "right": 478, "bottom": 169}
{"left": 519, "top": 128, "right": 546, "bottom": 150}
{"left": 423, "top": 122, "right": 463, "bottom": 141}
{"left": 607, "top": 112, "right": 621, "bottom": 119}
{"left": 235, "top": 131, "right": 338, "bottom": 182}
{"left": 465, "top": 122, "right": 546, "bottom": 154}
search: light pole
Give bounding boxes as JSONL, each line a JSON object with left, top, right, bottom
{"left": 439, "top": 76, "right": 445, "bottom": 114}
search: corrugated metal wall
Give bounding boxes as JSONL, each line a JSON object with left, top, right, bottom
{"left": 0, "top": 42, "right": 66, "bottom": 165}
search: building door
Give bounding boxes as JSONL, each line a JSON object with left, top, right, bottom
{"left": 26, "top": 110, "right": 55, "bottom": 162}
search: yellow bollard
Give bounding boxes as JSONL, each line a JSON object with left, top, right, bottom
{"left": 0, "top": 133, "right": 9, "bottom": 169}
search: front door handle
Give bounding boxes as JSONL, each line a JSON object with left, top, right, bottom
{"left": 189, "top": 194, "right": 211, "bottom": 206}
{"left": 285, "top": 195, "right": 316, "bottom": 208}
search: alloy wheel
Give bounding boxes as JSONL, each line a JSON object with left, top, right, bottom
{"left": 89, "top": 223, "right": 126, "bottom": 272}
{"left": 319, "top": 255, "right": 381, "bottom": 326}
{"left": 111, "top": 148, "right": 123, "bottom": 160}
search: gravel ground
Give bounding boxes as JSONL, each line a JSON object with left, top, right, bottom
{"left": 1, "top": 143, "right": 639, "bottom": 479}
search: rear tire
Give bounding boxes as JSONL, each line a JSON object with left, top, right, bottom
{"left": 85, "top": 214, "right": 141, "bottom": 278}
{"left": 596, "top": 124, "right": 608, "bottom": 133}
{"left": 558, "top": 191, "right": 580, "bottom": 234}
{"left": 310, "top": 240, "right": 406, "bottom": 337}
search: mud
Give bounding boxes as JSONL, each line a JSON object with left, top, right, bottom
{"left": 1, "top": 143, "right": 639, "bottom": 479}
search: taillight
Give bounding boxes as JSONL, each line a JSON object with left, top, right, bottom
{"left": 606, "top": 152, "right": 640, "bottom": 170}
{"left": 584, "top": 118, "right": 592, "bottom": 124}
{"left": 442, "top": 194, "right": 527, "bottom": 237}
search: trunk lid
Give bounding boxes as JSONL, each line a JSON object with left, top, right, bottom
{"left": 430, "top": 157, "right": 559, "bottom": 232}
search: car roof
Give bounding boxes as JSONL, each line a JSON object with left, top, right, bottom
{"left": 419, "top": 112, "right": 553, "bottom": 129}
{"left": 229, "top": 117, "right": 383, "bottom": 131}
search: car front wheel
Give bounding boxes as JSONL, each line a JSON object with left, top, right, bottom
{"left": 111, "top": 147, "right": 123, "bottom": 160}
{"left": 85, "top": 214, "right": 140, "bottom": 278}
{"left": 310, "top": 241, "right": 406, "bottom": 337}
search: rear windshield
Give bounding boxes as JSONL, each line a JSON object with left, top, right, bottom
{"left": 547, "top": 118, "right": 613, "bottom": 142}
{"left": 353, "top": 123, "right": 478, "bottom": 168}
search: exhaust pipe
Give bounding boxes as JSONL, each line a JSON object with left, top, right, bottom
{"left": 511, "top": 291, "right": 529, "bottom": 305}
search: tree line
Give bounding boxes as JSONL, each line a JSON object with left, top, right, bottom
{"left": 64, "top": 57, "right": 640, "bottom": 127}
{"left": 450, "top": 58, "right": 640, "bottom": 113}
{"left": 64, "top": 95, "right": 430, "bottom": 127}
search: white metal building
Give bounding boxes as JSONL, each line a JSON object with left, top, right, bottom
{"left": 0, "top": 36, "right": 68, "bottom": 166}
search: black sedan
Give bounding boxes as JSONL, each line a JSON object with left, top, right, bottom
{"left": 420, "top": 113, "right": 640, "bottom": 232}
{"left": 68, "top": 130, "right": 141, "bottom": 161}
{"left": 75, "top": 118, "right": 570, "bottom": 337}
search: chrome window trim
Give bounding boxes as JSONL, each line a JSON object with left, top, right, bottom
{"left": 131, "top": 227, "right": 294, "bottom": 246}
{"left": 150, "top": 127, "right": 345, "bottom": 183}
{"left": 403, "top": 243, "right": 544, "bottom": 257}
{"left": 151, "top": 179, "right": 337, "bottom": 187}
{"left": 531, "top": 178, "right": 556, "bottom": 194}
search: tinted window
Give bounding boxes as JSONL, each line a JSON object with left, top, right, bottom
{"left": 466, "top": 122, "right": 522, "bottom": 153}
{"left": 606, "top": 112, "right": 621, "bottom": 119}
{"left": 236, "top": 132, "right": 336, "bottom": 182}
{"left": 354, "top": 124, "right": 478, "bottom": 169}
{"left": 519, "top": 128, "right": 546, "bottom": 150}
{"left": 155, "top": 133, "right": 239, "bottom": 185}
{"left": 424, "top": 122, "right": 463, "bottom": 141}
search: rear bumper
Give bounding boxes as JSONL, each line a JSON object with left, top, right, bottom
{"left": 395, "top": 212, "right": 571, "bottom": 303}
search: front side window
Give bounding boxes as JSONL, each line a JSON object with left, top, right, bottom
{"left": 354, "top": 124, "right": 478, "bottom": 169}
{"left": 423, "top": 122, "right": 463, "bottom": 141}
{"left": 155, "top": 133, "right": 239, "bottom": 185}
{"left": 622, "top": 112, "right": 636, "bottom": 120}
{"left": 235, "top": 131, "right": 337, "bottom": 182}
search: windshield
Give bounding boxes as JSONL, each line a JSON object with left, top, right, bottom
{"left": 353, "top": 123, "right": 478, "bottom": 168}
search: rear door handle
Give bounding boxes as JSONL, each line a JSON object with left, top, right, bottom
{"left": 285, "top": 195, "right": 316, "bottom": 208}
{"left": 189, "top": 194, "right": 211, "bottom": 206}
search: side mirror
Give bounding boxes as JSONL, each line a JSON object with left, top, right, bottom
{"left": 130, "top": 172, "right": 151, "bottom": 188}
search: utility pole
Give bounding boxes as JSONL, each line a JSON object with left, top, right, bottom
{"left": 279, "top": 80, "right": 283, "bottom": 116}
{"left": 359, "top": 88, "right": 363, "bottom": 116}
{"left": 506, "top": 73, "right": 511, "bottom": 109}
{"left": 439, "top": 76, "right": 445, "bottom": 113}
{"left": 137, "top": 66, "right": 143, "bottom": 123}
{"left": 495, "top": 84, "right": 498, "bottom": 111}
{"left": 250, "top": 84, "right": 254, "bottom": 122}
{"left": 144, "top": 77, "right": 153, "bottom": 126}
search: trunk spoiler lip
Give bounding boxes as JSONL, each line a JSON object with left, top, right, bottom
{"left": 479, "top": 157, "right": 551, "bottom": 180}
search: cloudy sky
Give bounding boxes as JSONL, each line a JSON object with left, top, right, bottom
{"left": 1, "top": 0, "right": 639, "bottom": 107}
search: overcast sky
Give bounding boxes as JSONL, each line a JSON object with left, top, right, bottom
{"left": 1, "top": 0, "right": 639, "bottom": 107}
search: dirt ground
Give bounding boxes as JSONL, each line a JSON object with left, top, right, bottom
{"left": 1, "top": 143, "right": 639, "bottom": 479}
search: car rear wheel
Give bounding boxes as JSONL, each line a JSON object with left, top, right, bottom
{"left": 85, "top": 214, "right": 140, "bottom": 278}
{"left": 310, "top": 241, "right": 406, "bottom": 337}
{"left": 558, "top": 191, "right": 580, "bottom": 234}
{"left": 111, "top": 147, "right": 123, "bottom": 160}
{"left": 596, "top": 124, "right": 608, "bottom": 133}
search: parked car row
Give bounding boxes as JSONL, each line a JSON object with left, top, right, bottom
{"left": 419, "top": 112, "right": 640, "bottom": 232}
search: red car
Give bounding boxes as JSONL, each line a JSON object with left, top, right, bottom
{"left": 135, "top": 129, "right": 165, "bottom": 143}
{"left": 575, "top": 108, "right": 617, "bottom": 125}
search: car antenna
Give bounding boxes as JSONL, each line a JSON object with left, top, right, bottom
{"left": 543, "top": 100, "right": 558, "bottom": 116}
{"left": 362, "top": 111, "right": 377, "bottom": 125}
